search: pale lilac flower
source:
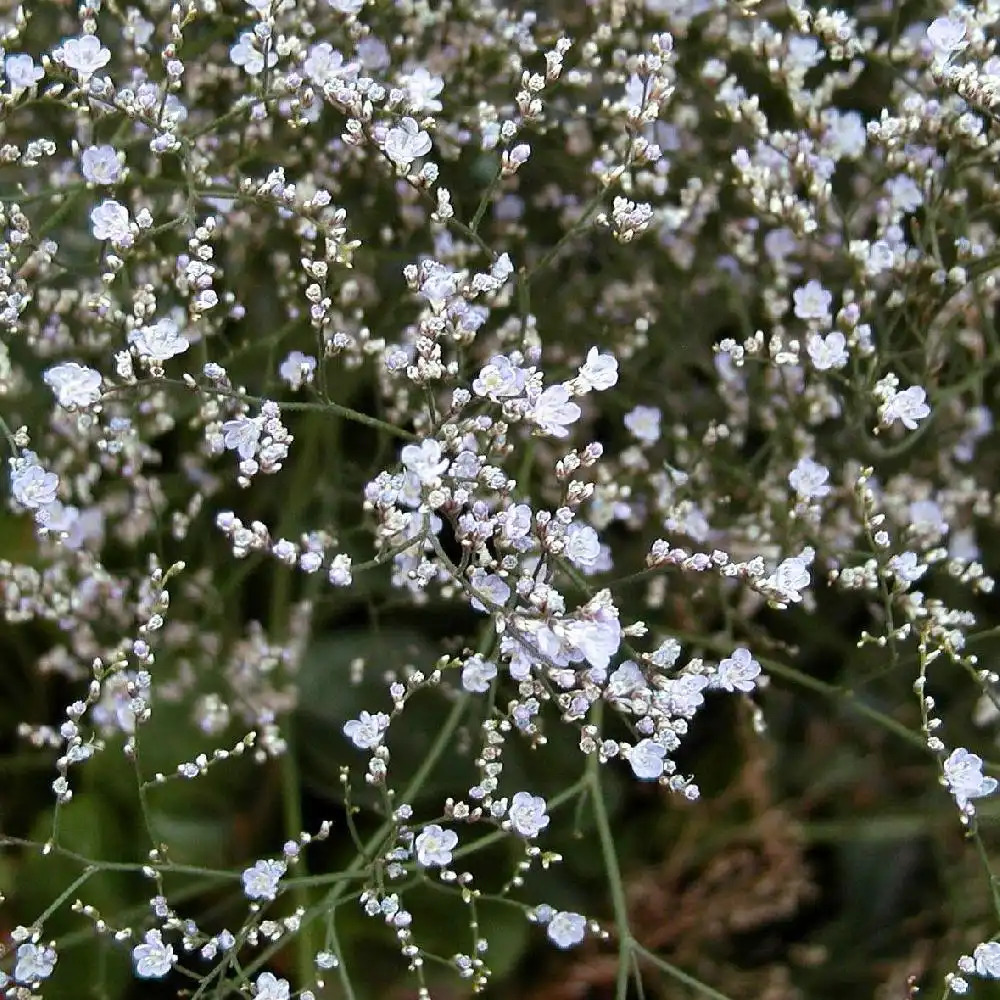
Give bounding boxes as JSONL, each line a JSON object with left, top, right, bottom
{"left": 715, "top": 647, "right": 762, "bottom": 693}
{"left": 886, "top": 175, "right": 923, "bottom": 214}
{"left": 889, "top": 551, "right": 926, "bottom": 584}
{"left": 129, "top": 318, "right": 189, "bottom": 362}
{"left": 629, "top": 738, "right": 666, "bottom": 780}
{"left": 384, "top": 117, "right": 432, "bottom": 168}
{"left": 221, "top": 416, "right": 261, "bottom": 461}
{"left": 414, "top": 824, "right": 458, "bottom": 867}
{"left": 469, "top": 568, "right": 511, "bottom": 612}
{"left": 90, "top": 199, "right": 132, "bottom": 245}
{"left": 328, "top": 0, "right": 364, "bottom": 12}
{"left": 547, "top": 911, "right": 586, "bottom": 949}
{"left": 770, "top": 555, "right": 811, "bottom": 603}
{"left": 577, "top": 347, "right": 619, "bottom": 391}
{"left": 881, "top": 386, "right": 930, "bottom": 430}
{"left": 624, "top": 404, "right": 661, "bottom": 444}
{"left": 823, "top": 109, "right": 866, "bottom": 160}
{"left": 253, "top": 972, "right": 291, "bottom": 1000}
{"left": 278, "top": 351, "right": 317, "bottom": 390}
{"left": 242, "top": 858, "right": 287, "bottom": 901}
{"left": 927, "top": 15, "right": 967, "bottom": 55}
{"left": 11, "top": 463, "right": 60, "bottom": 511}
{"left": 508, "top": 792, "right": 549, "bottom": 838}
{"left": 788, "top": 456, "right": 831, "bottom": 500}
{"left": 81, "top": 145, "right": 123, "bottom": 185}
{"left": 132, "top": 930, "right": 176, "bottom": 979}
{"left": 14, "top": 944, "right": 57, "bottom": 984}
{"left": 461, "top": 654, "right": 497, "bottom": 693}
{"left": 867, "top": 241, "right": 895, "bottom": 274}
{"left": 529, "top": 385, "right": 581, "bottom": 438}
{"left": 564, "top": 523, "right": 601, "bottom": 570}
{"left": 43, "top": 363, "right": 102, "bottom": 408}
{"left": 59, "top": 35, "right": 111, "bottom": 80}
{"left": 4, "top": 54, "right": 43, "bottom": 94}
{"left": 973, "top": 942, "right": 1000, "bottom": 978}
{"left": 473, "top": 356, "right": 526, "bottom": 400}
{"left": 792, "top": 279, "right": 832, "bottom": 322}
{"left": 805, "top": 330, "right": 849, "bottom": 370}
{"left": 343, "top": 710, "right": 390, "bottom": 749}
{"left": 303, "top": 43, "right": 357, "bottom": 87}
{"left": 943, "top": 748, "right": 998, "bottom": 811}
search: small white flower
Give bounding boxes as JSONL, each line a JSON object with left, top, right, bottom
{"left": 788, "top": 456, "right": 831, "bottom": 500}
{"left": 384, "top": 117, "right": 433, "bottom": 168}
{"left": 927, "top": 15, "right": 967, "bottom": 55}
{"left": 973, "top": 941, "right": 1000, "bottom": 978}
{"left": 132, "top": 930, "right": 176, "bottom": 979}
{"left": 564, "top": 523, "right": 601, "bottom": 570}
{"left": 716, "top": 647, "right": 762, "bottom": 693}
{"left": 624, "top": 404, "right": 661, "bottom": 444}
{"left": 253, "top": 971, "right": 291, "bottom": 1000}
{"left": 278, "top": 351, "right": 317, "bottom": 390}
{"left": 401, "top": 66, "right": 444, "bottom": 113}
{"left": 90, "top": 199, "right": 132, "bottom": 246}
{"left": 343, "top": 710, "right": 390, "bottom": 749}
{"left": 129, "top": 318, "right": 189, "bottom": 362}
{"left": 414, "top": 824, "right": 458, "bottom": 867}
{"left": 629, "top": 738, "right": 666, "bottom": 780}
{"left": 81, "top": 145, "right": 123, "bottom": 185}
{"left": 230, "top": 32, "right": 277, "bottom": 76}
{"left": 401, "top": 439, "right": 449, "bottom": 484}
{"left": 880, "top": 385, "right": 930, "bottom": 431}
{"left": 529, "top": 385, "right": 581, "bottom": 438}
{"left": 43, "top": 363, "right": 102, "bottom": 408}
{"left": 792, "top": 279, "right": 832, "bottom": 322}
{"left": 242, "top": 858, "right": 287, "bottom": 901}
{"left": 59, "top": 35, "right": 111, "bottom": 81}
{"left": 11, "top": 462, "right": 60, "bottom": 511}
{"left": 805, "top": 330, "right": 849, "bottom": 370}
{"left": 546, "top": 911, "right": 586, "bottom": 949}
{"left": 328, "top": 0, "right": 364, "bottom": 11}
{"left": 943, "top": 748, "right": 998, "bottom": 811}
{"left": 14, "top": 943, "right": 57, "bottom": 984}
{"left": 303, "top": 43, "right": 357, "bottom": 87}
{"left": 221, "top": 416, "right": 262, "bottom": 461}
{"left": 461, "top": 654, "right": 497, "bottom": 694}
{"left": 577, "top": 347, "right": 619, "bottom": 392}
{"left": 508, "top": 791, "right": 550, "bottom": 838}
{"left": 4, "top": 54, "right": 44, "bottom": 94}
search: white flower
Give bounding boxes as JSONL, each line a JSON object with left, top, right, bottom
{"left": 90, "top": 199, "right": 132, "bottom": 246}
{"left": 328, "top": 0, "right": 364, "bottom": 11}
{"left": 806, "top": 330, "right": 849, "bottom": 370}
{"left": 230, "top": 32, "right": 277, "bottom": 76}
{"left": 547, "top": 911, "right": 586, "bottom": 949}
{"left": 529, "top": 384, "right": 581, "bottom": 438}
{"left": 242, "top": 858, "right": 287, "bottom": 901}
{"left": 14, "top": 943, "right": 57, "bottom": 984}
{"left": 624, "top": 404, "right": 661, "bottom": 444}
{"left": 629, "top": 738, "right": 666, "bottom": 780}
{"left": 788, "top": 456, "right": 831, "bottom": 500}
{"left": 577, "top": 347, "right": 619, "bottom": 391}
{"left": 973, "top": 941, "right": 1000, "bottom": 978}
{"left": 11, "top": 462, "right": 60, "bottom": 511}
{"left": 81, "top": 145, "right": 123, "bottom": 185}
{"left": 59, "top": 35, "right": 111, "bottom": 81}
{"left": 943, "top": 748, "right": 998, "bottom": 811}
{"left": 715, "top": 647, "right": 762, "bottom": 693}
{"left": 508, "top": 791, "right": 549, "bottom": 838}
{"left": 129, "top": 318, "right": 189, "bottom": 362}
{"left": 343, "top": 710, "right": 390, "bottom": 749}
{"left": 402, "top": 67, "right": 444, "bottom": 113}
{"left": 792, "top": 279, "right": 832, "bottom": 322}
{"left": 414, "top": 824, "right": 458, "bottom": 867}
{"left": 132, "top": 930, "right": 176, "bottom": 979}
{"left": 927, "top": 15, "right": 966, "bottom": 55}
{"left": 384, "top": 117, "right": 433, "bottom": 168}
{"left": 303, "top": 43, "right": 357, "bottom": 87}
{"left": 881, "top": 386, "right": 930, "bottom": 431}
{"left": 221, "top": 416, "right": 261, "bottom": 461}
{"left": 43, "top": 363, "right": 102, "bottom": 408}
{"left": 5, "top": 54, "right": 43, "bottom": 94}
{"left": 888, "top": 551, "right": 926, "bottom": 584}
{"left": 473, "top": 356, "right": 526, "bottom": 400}
{"left": 564, "top": 523, "right": 601, "bottom": 570}
{"left": 278, "top": 351, "right": 317, "bottom": 390}
{"left": 401, "top": 439, "right": 449, "bottom": 484}
{"left": 253, "top": 971, "right": 291, "bottom": 1000}
{"left": 866, "top": 241, "right": 895, "bottom": 274}
{"left": 461, "top": 654, "right": 497, "bottom": 694}
{"left": 769, "top": 555, "right": 811, "bottom": 603}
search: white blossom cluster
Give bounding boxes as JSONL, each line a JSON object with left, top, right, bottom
{"left": 2, "top": 0, "right": 1000, "bottom": 997}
